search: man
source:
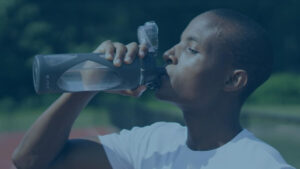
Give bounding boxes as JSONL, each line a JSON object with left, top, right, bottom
{"left": 12, "top": 9, "right": 295, "bottom": 169}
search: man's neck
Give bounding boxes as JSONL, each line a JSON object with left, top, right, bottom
{"left": 180, "top": 100, "right": 242, "bottom": 151}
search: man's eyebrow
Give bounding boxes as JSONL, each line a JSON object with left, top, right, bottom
{"left": 181, "top": 35, "right": 200, "bottom": 44}
{"left": 186, "top": 36, "right": 200, "bottom": 43}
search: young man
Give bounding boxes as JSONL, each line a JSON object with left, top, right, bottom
{"left": 13, "top": 9, "right": 295, "bottom": 169}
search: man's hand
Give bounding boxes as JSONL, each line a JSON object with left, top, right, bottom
{"left": 92, "top": 40, "right": 148, "bottom": 97}
{"left": 12, "top": 40, "right": 150, "bottom": 169}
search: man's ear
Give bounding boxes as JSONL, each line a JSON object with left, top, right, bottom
{"left": 224, "top": 70, "right": 248, "bottom": 92}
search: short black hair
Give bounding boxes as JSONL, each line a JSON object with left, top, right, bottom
{"left": 207, "top": 9, "right": 273, "bottom": 102}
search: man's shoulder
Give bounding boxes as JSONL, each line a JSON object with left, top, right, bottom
{"left": 125, "top": 121, "right": 185, "bottom": 137}
{"left": 228, "top": 129, "right": 293, "bottom": 168}
{"left": 133, "top": 121, "right": 186, "bottom": 142}
{"left": 100, "top": 121, "right": 186, "bottom": 146}
{"left": 235, "top": 130, "right": 282, "bottom": 157}
{"left": 99, "top": 121, "right": 187, "bottom": 167}
{"left": 147, "top": 121, "right": 185, "bottom": 132}
{"left": 143, "top": 121, "right": 184, "bottom": 129}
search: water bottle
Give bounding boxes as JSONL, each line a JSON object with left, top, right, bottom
{"left": 32, "top": 21, "right": 166, "bottom": 94}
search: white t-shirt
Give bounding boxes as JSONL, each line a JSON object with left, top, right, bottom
{"left": 99, "top": 122, "right": 295, "bottom": 169}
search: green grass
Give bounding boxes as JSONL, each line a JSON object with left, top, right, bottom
{"left": 246, "top": 73, "right": 300, "bottom": 105}
{"left": 242, "top": 104, "right": 300, "bottom": 116}
{"left": 145, "top": 99, "right": 182, "bottom": 115}
{"left": 0, "top": 107, "right": 111, "bottom": 132}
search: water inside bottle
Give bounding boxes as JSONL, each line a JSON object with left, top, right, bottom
{"left": 57, "top": 60, "right": 121, "bottom": 92}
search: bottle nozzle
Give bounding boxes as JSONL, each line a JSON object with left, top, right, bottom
{"left": 137, "top": 21, "right": 159, "bottom": 53}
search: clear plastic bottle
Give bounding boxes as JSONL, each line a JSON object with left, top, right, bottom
{"left": 32, "top": 21, "right": 165, "bottom": 94}
{"left": 57, "top": 60, "right": 122, "bottom": 91}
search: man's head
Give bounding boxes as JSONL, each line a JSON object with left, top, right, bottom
{"left": 156, "top": 9, "right": 273, "bottom": 108}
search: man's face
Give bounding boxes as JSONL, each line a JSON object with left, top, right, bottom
{"left": 156, "top": 14, "right": 232, "bottom": 106}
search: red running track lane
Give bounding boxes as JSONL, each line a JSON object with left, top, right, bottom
{"left": 0, "top": 127, "right": 116, "bottom": 169}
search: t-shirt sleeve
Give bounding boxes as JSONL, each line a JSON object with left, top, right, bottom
{"left": 246, "top": 137, "right": 296, "bottom": 169}
{"left": 98, "top": 122, "right": 166, "bottom": 169}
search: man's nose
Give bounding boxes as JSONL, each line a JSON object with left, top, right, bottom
{"left": 163, "top": 45, "right": 179, "bottom": 65}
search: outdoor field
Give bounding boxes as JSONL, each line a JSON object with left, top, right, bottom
{"left": 1, "top": 0, "right": 299, "bottom": 168}
{"left": 1, "top": 97, "right": 300, "bottom": 168}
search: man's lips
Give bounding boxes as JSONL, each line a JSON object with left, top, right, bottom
{"left": 156, "top": 64, "right": 172, "bottom": 89}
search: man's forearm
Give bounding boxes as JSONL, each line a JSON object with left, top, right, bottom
{"left": 12, "top": 92, "right": 97, "bottom": 169}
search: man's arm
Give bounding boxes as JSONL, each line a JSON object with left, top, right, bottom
{"left": 12, "top": 41, "right": 148, "bottom": 169}
{"left": 12, "top": 92, "right": 113, "bottom": 169}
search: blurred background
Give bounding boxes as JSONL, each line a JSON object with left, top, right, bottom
{"left": 0, "top": 0, "right": 299, "bottom": 168}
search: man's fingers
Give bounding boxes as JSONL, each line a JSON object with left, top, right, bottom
{"left": 124, "top": 42, "right": 138, "bottom": 64}
{"left": 93, "top": 40, "right": 112, "bottom": 53}
{"left": 93, "top": 45, "right": 105, "bottom": 53}
{"left": 94, "top": 40, "right": 147, "bottom": 66}
{"left": 113, "top": 42, "right": 127, "bottom": 67}
{"left": 139, "top": 44, "right": 148, "bottom": 59}
{"left": 104, "top": 41, "right": 115, "bottom": 61}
